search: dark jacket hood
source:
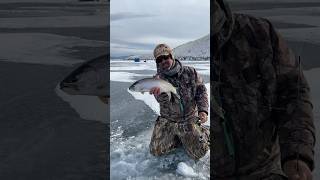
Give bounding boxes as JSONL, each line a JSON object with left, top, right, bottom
{"left": 212, "top": 0, "right": 234, "bottom": 57}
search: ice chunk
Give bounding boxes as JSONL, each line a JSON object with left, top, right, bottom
{"left": 176, "top": 162, "right": 198, "bottom": 178}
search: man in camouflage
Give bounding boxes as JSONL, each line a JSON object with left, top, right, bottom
{"left": 212, "top": 0, "right": 315, "bottom": 179}
{"left": 148, "top": 43, "right": 210, "bottom": 160}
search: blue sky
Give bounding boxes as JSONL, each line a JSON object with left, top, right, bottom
{"left": 110, "top": 0, "right": 210, "bottom": 57}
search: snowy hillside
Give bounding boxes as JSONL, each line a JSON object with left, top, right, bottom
{"left": 127, "top": 34, "right": 209, "bottom": 61}
{"left": 173, "top": 34, "right": 209, "bottom": 59}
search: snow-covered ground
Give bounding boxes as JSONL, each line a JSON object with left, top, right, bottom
{"left": 110, "top": 60, "right": 210, "bottom": 179}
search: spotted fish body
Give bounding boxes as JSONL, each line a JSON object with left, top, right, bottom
{"left": 129, "top": 78, "right": 178, "bottom": 97}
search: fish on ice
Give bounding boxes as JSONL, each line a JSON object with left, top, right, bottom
{"left": 59, "top": 54, "right": 109, "bottom": 103}
{"left": 128, "top": 77, "right": 179, "bottom": 98}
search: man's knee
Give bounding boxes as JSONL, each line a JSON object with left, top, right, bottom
{"left": 149, "top": 140, "right": 176, "bottom": 156}
{"left": 150, "top": 147, "right": 162, "bottom": 156}
{"left": 186, "top": 144, "right": 209, "bottom": 160}
{"left": 182, "top": 125, "right": 210, "bottom": 160}
{"left": 149, "top": 143, "right": 166, "bottom": 156}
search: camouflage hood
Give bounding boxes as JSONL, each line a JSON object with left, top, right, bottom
{"left": 212, "top": 0, "right": 234, "bottom": 57}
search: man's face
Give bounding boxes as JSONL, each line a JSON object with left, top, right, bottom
{"left": 156, "top": 55, "right": 174, "bottom": 71}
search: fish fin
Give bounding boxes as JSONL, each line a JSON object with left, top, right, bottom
{"left": 98, "top": 96, "right": 109, "bottom": 104}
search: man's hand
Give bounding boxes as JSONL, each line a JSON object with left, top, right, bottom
{"left": 153, "top": 74, "right": 160, "bottom": 79}
{"left": 150, "top": 75, "right": 161, "bottom": 97}
{"left": 283, "top": 160, "right": 312, "bottom": 180}
{"left": 150, "top": 87, "right": 161, "bottom": 97}
{"left": 198, "top": 112, "right": 208, "bottom": 123}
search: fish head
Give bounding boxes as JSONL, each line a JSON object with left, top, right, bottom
{"left": 128, "top": 78, "right": 150, "bottom": 92}
{"left": 60, "top": 55, "right": 108, "bottom": 96}
{"left": 128, "top": 81, "right": 139, "bottom": 92}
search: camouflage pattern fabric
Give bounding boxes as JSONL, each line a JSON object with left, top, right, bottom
{"left": 149, "top": 59, "right": 209, "bottom": 160}
{"left": 149, "top": 117, "right": 209, "bottom": 160}
{"left": 211, "top": 0, "right": 315, "bottom": 178}
{"left": 155, "top": 59, "right": 209, "bottom": 122}
{"left": 212, "top": 173, "right": 287, "bottom": 180}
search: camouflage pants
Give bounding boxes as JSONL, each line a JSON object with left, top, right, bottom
{"left": 149, "top": 116, "right": 210, "bottom": 160}
{"left": 215, "top": 173, "right": 287, "bottom": 180}
{"left": 263, "top": 174, "right": 287, "bottom": 180}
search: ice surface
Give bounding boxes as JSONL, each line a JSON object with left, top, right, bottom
{"left": 176, "top": 162, "right": 199, "bottom": 178}
{"left": 268, "top": 15, "right": 320, "bottom": 27}
{"left": 110, "top": 129, "right": 210, "bottom": 180}
{"left": 230, "top": 0, "right": 320, "bottom": 2}
{"left": 110, "top": 60, "right": 209, "bottom": 73}
{"left": 0, "top": 33, "right": 106, "bottom": 66}
{"left": 110, "top": 61, "right": 210, "bottom": 179}
{"left": 277, "top": 28, "right": 320, "bottom": 45}
{"left": 304, "top": 68, "right": 320, "bottom": 179}
{"left": 55, "top": 84, "right": 107, "bottom": 123}
{"left": 111, "top": 61, "right": 157, "bottom": 71}
{"left": 237, "top": 7, "right": 320, "bottom": 18}
{"left": 0, "top": 15, "right": 107, "bottom": 28}
{"left": 110, "top": 72, "right": 149, "bottom": 82}
{"left": 0, "top": 0, "right": 78, "bottom": 2}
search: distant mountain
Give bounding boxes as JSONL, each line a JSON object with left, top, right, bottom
{"left": 173, "top": 34, "right": 209, "bottom": 59}
{"left": 127, "top": 34, "right": 210, "bottom": 61}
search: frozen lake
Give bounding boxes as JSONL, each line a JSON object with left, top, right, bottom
{"left": 108, "top": 59, "right": 320, "bottom": 179}
{"left": 110, "top": 60, "right": 210, "bottom": 179}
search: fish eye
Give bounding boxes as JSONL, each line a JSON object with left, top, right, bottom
{"left": 67, "top": 77, "right": 78, "bottom": 83}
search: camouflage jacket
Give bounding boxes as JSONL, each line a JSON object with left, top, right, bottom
{"left": 155, "top": 59, "right": 209, "bottom": 123}
{"left": 211, "top": 0, "right": 315, "bottom": 178}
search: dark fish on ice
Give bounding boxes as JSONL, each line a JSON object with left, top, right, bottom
{"left": 60, "top": 54, "right": 109, "bottom": 100}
